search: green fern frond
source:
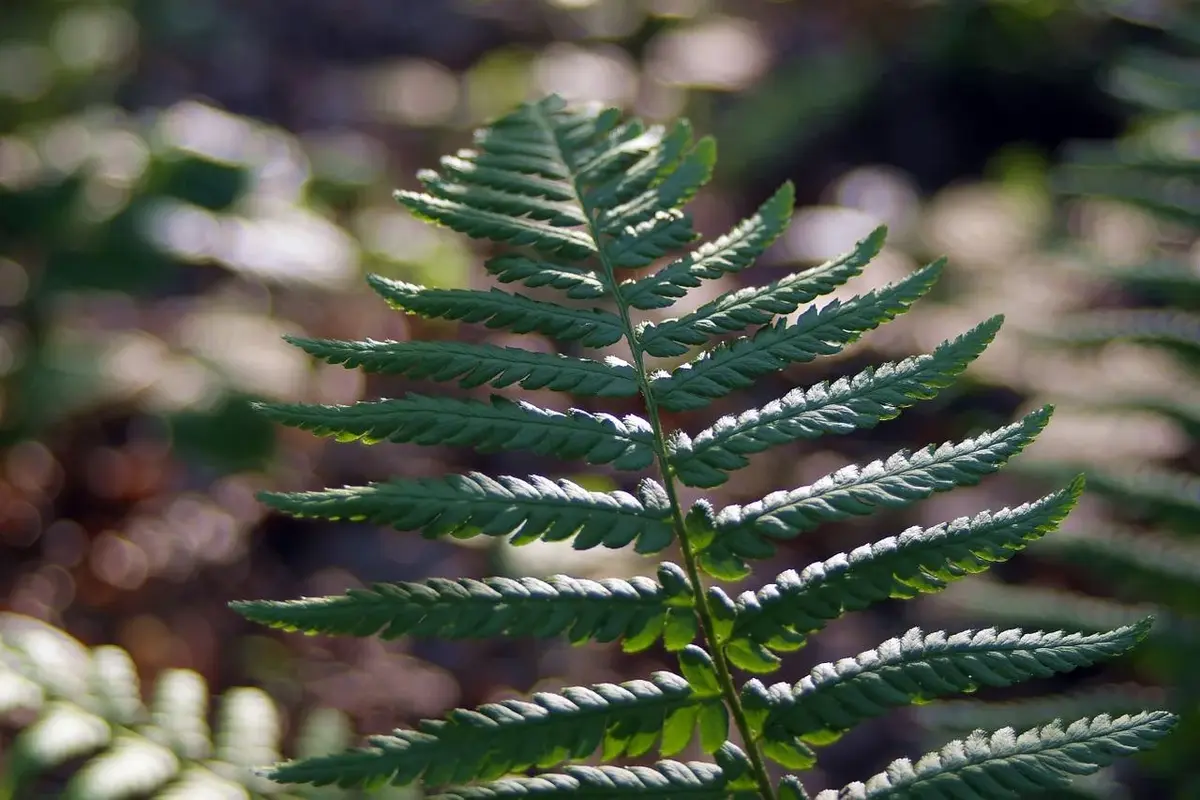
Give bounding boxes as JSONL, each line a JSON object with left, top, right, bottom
{"left": 817, "top": 712, "right": 1176, "bottom": 799}
{"left": 750, "top": 622, "right": 1150, "bottom": 749}
{"left": 0, "top": 614, "right": 382, "bottom": 800}
{"left": 232, "top": 95, "right": 1171, "bottom": 799}
{"left": 367, "top": 276, "right": 626, "bottom": 348}
{"left": 914, "top": 684, "right": 1166, "bottom": 739}
{"left": 264, "top": 672, "right": 723, "bottom": 789}
{"left": 637, "top": 228, "right": 884, "bottom": 358}
{"left": 1050, "top": 310, "right": 1200, "bottom": 352}
{"left": 669, "top": 316, "right": 1003, "bottom": 487}
{"left": 286, "top": 337, "right": 639, "bottom": 397}
{"left": 651, "top": 260, "right": 945, "bottom": 412}
{"left": 230, "top": 562, "right": 696, "bottom": 652}
{"left": 260, "top": 473, "right": 676, "bottom": 553}
{"left": 1033, "top": 525, "right": 1200, "bottom": 604}
{"left": 703, "top": 407, "right": 1052, "bottom": 568}
{"left": 484, "top": 255, "right": 607, "bottom": 300}
{"left": 1021, "top": 461, "right": 1200, "bottom": 528}
{"left": 431, "top": 743, "right": 758, "bottom": 799}
{"left": 930, "top": 578, "right": 1158, "bottom": 635}
{"left": 619, "top": 184, "right": 795, "bottom": 312}
{"left": 254, "top": 395, "right": 655, "bottom": 469}
{"left": 724, "top": 480, "right": 1082, "bottom": 669}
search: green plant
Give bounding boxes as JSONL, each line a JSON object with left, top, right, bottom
{"left": 0, "top": 613, "right": 411, "bottom": 799}
{"left": 230, "top": 95, "right": 1175, "bottom": 799}
{"left": 915, "top": 10, "right": 1200, "bottom": 798}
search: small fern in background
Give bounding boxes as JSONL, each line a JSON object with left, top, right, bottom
{"left": 914, "top": 10, "right": 1200, "bottom": 798}
{"left": 229, "top": 95, "right": 1174, "bottom": 799}
{"left": 0, "top": 613, "right": 412, "bottom": 799}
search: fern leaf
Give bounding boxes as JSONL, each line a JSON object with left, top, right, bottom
{"left": 264, "top": 673, "right": 710, "bottom": 788}
{"left": 230, "top": 563, "right": 694, "bottom": 652}
{"left": 416, "top": 170, "right": 587, "bottom": 227}
{"left": 754, "top": 621, "right": 1150, "bottom": 749}
{"left": 705, "top": 406, "right": 1052, "bottom": 565}
{"left": 65, "top": 734, "right": 180, "bottom": 799}
{"left": 651, "top": 261, "right": 944, "bottom": 412}
{"left": 396, "top": 191, "right": 597, "bottom": 258}
{"left": 619, "top": 184, "right": 795, "bottom": 311}
{"left": 484, "top": 255, "right": 607, "bottom": 300}
{"left": 367, "top": 276, "right": 625, "bottom": 348}
{"left": 914, "top": 684, "right": 1166, "bottom": 740}
{"left": 598, "top": 137, "right": 716, "bottom": 233}
{"left": 607, "top": 210, "right": 698, "bottom": 270}
{"left": 260, "top": 474, "right": 676, "bottom": 554}
{"left": 815, "top": 711, "right": 1177, "bottom": 799}
{"left": 586, "top": 120, "right": 693, "bottom": 210}
{"left": 430, "top": 743, "right": 759, "bottom": 799}
{"left": 726, "top": 480, "right": 1083, "bottom": 666}
{"left": 929, "top": 578, "right": 1158, "bottom": 636}
{"left": 639, "top": 227, "right": 885, "bottom": 358}
{"left": 285, "top": 337, "right": 639, "bottom": 398}
{"left": 254, "top": 395, "right": 655, "bottom": 470}
{"left": 1051, "top": 309, "right": 1200, "bottom": 352}
{"left": 670, "top": 316, "right": 1003, "bottom": 487}
{"left": 1033, "top": 525, "right": 1200, "bottom": 605}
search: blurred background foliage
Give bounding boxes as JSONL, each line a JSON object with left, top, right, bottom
{"left": 2, "top": 0, "right": 1199, "bottom": 796}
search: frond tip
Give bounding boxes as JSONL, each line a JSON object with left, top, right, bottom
{"left": 815, "top": 711, "right": 1177, "bottom": 799}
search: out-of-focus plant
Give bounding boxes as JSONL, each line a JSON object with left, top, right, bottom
{"left": 904, "top": 8, "right": 1200, "bottom": 798}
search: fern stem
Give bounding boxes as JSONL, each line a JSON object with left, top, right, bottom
{"left": 532, "top": 104, "right": 785, "bottom": 799}
{"left": 610, "top": 269, "right": 784, "bottom": 800}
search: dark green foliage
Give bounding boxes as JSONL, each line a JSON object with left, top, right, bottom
{"left": 232, "top": 96, "right": 1173, "bottom": 799}
{"left": 0, "top": 614, "right": 406, "bottom": 799}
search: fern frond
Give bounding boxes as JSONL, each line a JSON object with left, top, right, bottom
{"left": 914, "top": 684, "right": 1166, "bottom": 739}
{"left": 597, "top": 136, "right": 716, "bottom": 233}
{"left": 230, "top": 563, "right": 695, "bottom": 652}
{"left": 254, "top": 395, "right": 655, "bottom": 470}
{"left": 651, "top": 260, "right": 944, "bottom": 412}
{"left": 1051, "top": 310, "right": 1200, "bottom": 352}
{"left": 619, "top": 184, "right": 795, "bottom": 311}
{"left": 1033, "top": 525, "right": 1200, "bottom": 605}
{"left": 431, "top": 743, "right": 759, "bottom": 799}
{"left": 815, "top": 711, "right": 1177, "bottom": 799}
{"left": 398, "top": 190, "right": 597, "bottom": 258}
{"left": 638, "top": 228, "right": 884, "bottom": 358}
{"left": 484, "top": 255, "right": 607, "bottom": 300}
{"left": 1021, "top": 461, "right": 1200, "bottom": 528}
{"left": 285, "top": 337, "right": 638, "bottom": 397}
{"left": 366, "top": 276, "right": 625, "bottom": 348}
{"left": 670, "top": 316, "right": 1003, "bottom": 487}
{"left": 751, "top": 622, "right": 1150, "bottom": 749}
{"left": 260, "top": 474, "right": 676, "bottom": 553}
{"left": 703, "top": 407, "right": 1052, "bottom": 568}
{"left": 264, "top": 673, "right": 716, "bottom": 789}
{"left": 586, "top": 119, "right": 694, "bottom": 210}
{"left": 930, "top": 578, "right": 1158, "bottom": 635}
{"left": 724, "top": 480, "right": 1083, "bottom": 669}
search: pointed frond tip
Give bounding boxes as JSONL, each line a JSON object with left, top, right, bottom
{"left": 253, "top": 395, "right": 655, "bottom": 470}
{"left": 283, "top": 336, "right": 639, "bottom": 397}
{"left": 230, "top": 562, "right": 696, "bottom": 652}
{"left": 670, "top": 315, "right": 1004, "bottom": 488}
{"left": 651, "top": 259, "right": 945, "bottom": 412}
{"left": 261, "top": 672, "right": 725, "bottom": 789}
{"left": 815, "top": 711, "right": 1177, "bottom": 799}
{"left": 259, "top": 473, "right": 676, "bottom": 554}
{"left": 639, "top": 225, "right": 886, "bottom": 358}
{"left": 724, "top": 477, "right": 1083, "bottom": 669}
{"left": 751, "top": 620, "right": 1152, "bottom": 749}
{"left": 701, "top": 406, "right": 1054, "bottom": 571}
